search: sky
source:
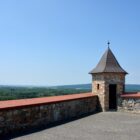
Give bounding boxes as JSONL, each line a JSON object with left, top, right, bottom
{"left": 0, "top": 0, "right": 140, "bottom": 86}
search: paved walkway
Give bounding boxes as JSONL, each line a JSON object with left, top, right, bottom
{"left": 12, "top": 112, "right": 140, "bottom": 140}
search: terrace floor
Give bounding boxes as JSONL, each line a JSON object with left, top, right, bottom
{"left": 9, "top": 112, "right": 140, "bottom": 140}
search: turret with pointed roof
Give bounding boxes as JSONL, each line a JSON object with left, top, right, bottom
{"left": 89, "top": 43, "right": 128, "bottom": 112}
{"left": 89, "top": 47, "right": 127, "bottom": 74}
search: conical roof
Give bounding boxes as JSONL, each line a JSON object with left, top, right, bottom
{"left": 89, "top": 47, "right": 128, "bottom": 74}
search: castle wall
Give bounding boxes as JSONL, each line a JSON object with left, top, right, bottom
{"left": 0, "top": 94, "right": 98, "bottom": 135}
{"left": 92, "top": 73, "right": 125, "bottom": 111}
{"left": 118, "top": 93, "right": 140, "bottom": 113}
{"left": 0, "top": 92, "right": 140, "bottom": 136}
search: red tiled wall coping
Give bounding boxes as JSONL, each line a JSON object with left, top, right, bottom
{"left": 121, "top": 92, "right": 140, "bottom": 98}
{"left": 0, "top": 93, "right": 96, "bottom": 111}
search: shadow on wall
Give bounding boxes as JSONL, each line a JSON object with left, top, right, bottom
{"left": 0, "top": 111, "right": 100, "bottom": 140}
{"left": 97, "top": 96, "right": 102, "bottom": 112}
{"left": 0, "top": 94, "right": 99, "bottom": 139}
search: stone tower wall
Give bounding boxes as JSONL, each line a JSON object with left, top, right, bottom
{"left": 92, "top": 73, "right": 125, "bottom": 111}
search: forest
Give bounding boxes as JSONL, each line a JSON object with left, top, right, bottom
{"left": 0, "top": 84, "right": 140, "bottom": 101}
{"left": 0, "top": 86, "right": 91, "bottom": 101}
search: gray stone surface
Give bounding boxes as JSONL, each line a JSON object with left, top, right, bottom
{"left": 12, "top": 112, "right": 140, "bottom": 140}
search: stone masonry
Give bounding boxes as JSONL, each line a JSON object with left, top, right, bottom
{"left": 89, "top": 46, "right": 127, "bottom": 111}
{"left": 92, "top": 73, "right": 125, "bottom": 111}
{"left": 119, "top": 95, "right": 140, "bottom": 113}
{"left": 0, "top": 95, "right": 98, "bottom": 135}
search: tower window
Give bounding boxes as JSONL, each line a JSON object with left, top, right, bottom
{"left": 97, "top": 84, "right": 100, "bottom": 90}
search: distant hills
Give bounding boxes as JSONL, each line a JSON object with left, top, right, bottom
{"left": 125, "top": 84, "right": 140, "bottom": 92}
{"left": 0, "top": 84, "right": 140, "bottom": 92}
{"left": 52, "top": 84, "right": 91, "bottom": 90}
{"left": 52, "top": 84, "right": 140, "bottom": 92}
{"left": 0, "top": 84, "right": 139, "bottom": 101}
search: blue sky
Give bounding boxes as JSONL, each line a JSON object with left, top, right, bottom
{"left": 0, "top": 0, "right": 140, "bottom": 86}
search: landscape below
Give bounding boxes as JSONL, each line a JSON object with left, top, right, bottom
{"left": 0, "top": 84, "right": 140, "bottom": 101}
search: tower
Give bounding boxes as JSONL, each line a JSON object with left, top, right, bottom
{"left": 89, "top": 43, "right": 127, "bottom": 111}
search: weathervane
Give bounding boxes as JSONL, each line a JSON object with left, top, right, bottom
{"left": 107, "top": 41, "right": 110, "bottom": 48}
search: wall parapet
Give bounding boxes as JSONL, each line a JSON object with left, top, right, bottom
{"left": 0, "top": 93, "right": 98, "bottom": 135}
{"left": 121, "top": 92, "right": 140, "bottom": 98}
{"left": 0, "top": 93, "right": 96, "bottom": 111}
{"left": 119, "top": 92, "right": 140, "bottom": 113}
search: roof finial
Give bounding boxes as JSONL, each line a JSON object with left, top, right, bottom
{"left": 107, "top": 41, "right": 110, "bottom": 49}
